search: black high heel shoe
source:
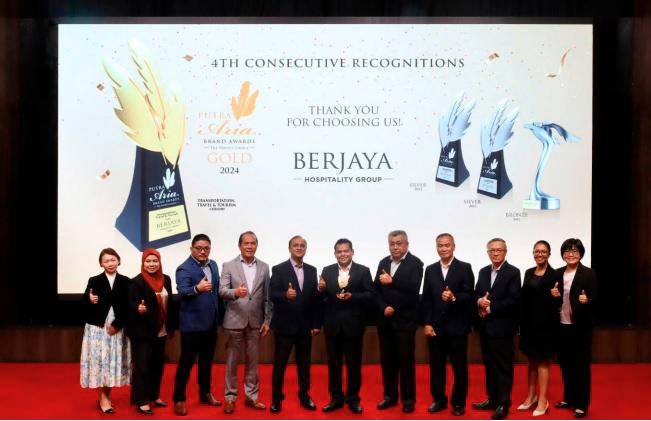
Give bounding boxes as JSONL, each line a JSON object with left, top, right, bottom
{"left": 137, "top": 406, "right": 153, "bottom": 415}
{"left": 97, "top": 400, "right": 115, "bottom": 414}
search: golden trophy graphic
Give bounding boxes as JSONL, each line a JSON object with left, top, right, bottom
{"left": 103, "top": 40, "right": 191, "bottom": 250}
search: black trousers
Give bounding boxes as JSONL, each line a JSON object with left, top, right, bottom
{"left": 428, "top": 334, "right": 469, "bottom": 407}
{"left": 173, "top": 328, "right": 218, "bottom": 402}
{"left": 131, "top": 336, "right": 166, "bottom": 406}
{"left": 377, "top": 326, "right": 416, "bottom": 404}
{"left": 325, "top": 332, "right": 363, "bottom": 404}
{"left": 557, "top": 324, "right": 592, "bottom": 411}
{"left": 478, "top": 333, "right": 514, "bottom": 406}
{"left": 271, "top": 332, "right": 312, "bottom": 404}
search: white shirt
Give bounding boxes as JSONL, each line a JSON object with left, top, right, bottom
{"left": 105, "top": 272, "right": 116, "bottom": 288}
{"left": 390, "top": 253, "right": 407, "bottom": 276}
{"left": 240, "top": 255, "right": 258, "bottom": 290}
{"left": 440, "top": 257, "right": 454, "bottom": 280}
{"left": 561, "top": 270, "right": 576, "bottom": 324}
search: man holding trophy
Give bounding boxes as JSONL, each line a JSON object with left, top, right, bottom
{"left": 317, "top": 239, "right": 375, "bottom": 414}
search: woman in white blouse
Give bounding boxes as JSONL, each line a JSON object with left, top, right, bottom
{"left": 553, "top": 239, "right": 596, "bottom": 419}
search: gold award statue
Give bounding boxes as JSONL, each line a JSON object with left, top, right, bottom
{"left": 103, "top": 40, "right": 191, "bottom": 250}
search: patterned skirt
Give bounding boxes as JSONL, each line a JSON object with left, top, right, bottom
{"left": 80, "top": 307, "right": 131, "bottom": 388}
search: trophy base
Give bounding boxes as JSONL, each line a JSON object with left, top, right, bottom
{"left": 523, "top": 197, "right": 560, "bottom": 210}
{"left": 477, "top": 175, "right": 512, "bottom": 199}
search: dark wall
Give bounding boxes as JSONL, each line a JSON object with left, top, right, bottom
{"left": 1, "top": 1, "right": 648, "bottom": 330}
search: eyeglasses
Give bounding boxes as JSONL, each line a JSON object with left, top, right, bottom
{"left": 563, "top": 249, "right": 580, "bottom": 256}
{"left": 533, "top": 250, "right": 549, "bottom": 255}
{"left": 192, "top": 246, "right": 211, "bottom": 253}
{"left": 487, "top": 248, "right": 505, "bottom": 254}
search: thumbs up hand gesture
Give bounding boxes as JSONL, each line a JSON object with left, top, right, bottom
{"left": 138, "top": 299, "right": 147, "bottom": 314}
{"left": 579, "top": 289, "right": 588, "bottom": 304}
{"left": 379, "top": 269, "right": 392, "bottom": 285}
{"left": 89, "top": 288, "right": 99, "bottom": 305}
{"left": 235, "top": 284, "right": 248, "bottom": 298}
{"left": 441, "top": 286, "right": 454, "bottom": 302}
{"left": 286, "top": 283, "right": 297, "bottom": 300}
{"left": 478, "top": 292, "right": 491, "bottom": 309}
{"left": 318, "top": 276, "right": 326, "bottom": 292}
{"left": 551, "top": 282, "right": 561, "bottom": 298}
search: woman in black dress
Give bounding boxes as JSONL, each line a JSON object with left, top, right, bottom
{"left": 127, "top": 248, "right": 176, "bottom": 415}
{"left": 517, "top": 240, "right": 562, "bottom": 416}
{"left": 554, "top": 238, "right": 596, "bottom": 419}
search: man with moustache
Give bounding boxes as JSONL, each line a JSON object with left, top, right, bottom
{"left": 374, "top": 230, "right": 424, "bottom": 413}
{"left": 218, "top": 231, "right": 272, "bottom": 414}
{"left": 421, "top": 233, "right": 475, "bottom": 416}
{"left": 173, "top": 234, "right": 224, "bottom": 416}
{"left": 268, "top": 235, "right": 321, "bottom": 414}
{"left": 473, "top": 238, "right": 522, "bottom": 420}
{"left": 318, "top": 239, "right": 375, "bottom": 415}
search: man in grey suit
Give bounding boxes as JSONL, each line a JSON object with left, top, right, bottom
{"left": 218, "top": 231, "right": 272, "bottom": 414}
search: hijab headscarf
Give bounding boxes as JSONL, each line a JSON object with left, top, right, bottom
{"left": 141, "top": 248, "right": 165, "bottom": 330}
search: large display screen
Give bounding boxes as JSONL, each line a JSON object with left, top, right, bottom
{"left": 58, "top": 23, "right": 592, "bottom": 293}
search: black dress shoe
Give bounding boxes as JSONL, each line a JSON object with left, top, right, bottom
{"left": 473, "top": 399, "right": 496, "bottom": 410}
{"left": 348, "top": 402, "right": 363, "bottom": 414}
{"left": 270, "top": 402, "right": 281, "bottom": 413}
{"left": 402, "top": 402, "right": 415, "bottom": 413}
{"left": 555, "top": 401, "right": 571, "bottom": 409}
{"left": 300, "top": 397, "right": 316, "bottom": 410}
{"left": 154, "top": 400, "right": 168, "bottom": 407}
{"left": 452, "top": 405, "right": 465, "bottom": 416}
{"left": 322, "top": 401, "right": 344, "bottom": 412}
{"left": 137, "top": 406, "right": 154, "bottom": 415}
{"left": 377, "top": 398, "right": 398, "bottom": 410}
{"left": 428, "top": 401, "right": 448, "bottom": 413}
{"left": 574, "top": 409, "right": 587, "bottom": 418}
{"left": 491, "top": 405, "right": 508, "bottom": 420}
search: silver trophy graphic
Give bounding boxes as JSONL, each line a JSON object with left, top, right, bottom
{"left": 436, "top": 92, "right": 475, "bottom": 187}
{"left": 477, "top": 99, "right": 519, "bottom": 199}
{"left": 522, "top": 122, "right": 580, "bottom": 210}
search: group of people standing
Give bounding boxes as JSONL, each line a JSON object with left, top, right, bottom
{"left": 80, "top": 230, "right": 596, "bottom": 420}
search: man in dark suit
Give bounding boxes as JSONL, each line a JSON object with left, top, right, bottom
{"left": 473, "top": 238, "right": 521, "bottom": 420}
{"left": 374, "top": 230, "right": 424, "bottom": 413}
{"left": 268, "top": 235, "right": 321, "bottom": 414}
{"left": 422, "top": 233, "right": 475, "bottom": 416}
{"left": 318, "top": 238, "right": 375, "bottom": 414}
{"left": 173, "top": 234, "right": 224, "bottom": 416}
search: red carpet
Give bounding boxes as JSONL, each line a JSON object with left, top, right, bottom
{"left": 2, "top": 363, "right": 649, "bottom": 419}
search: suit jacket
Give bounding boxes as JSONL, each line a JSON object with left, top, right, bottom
{"left": 475, "top": 261, "right": 522, "bottom": 337}
{"left": 126, "top": 273, "right": 178, "bottom": 340}
{"left": 421, "top": 258, "right": 475, "bottom": 336}
{"left": 317, "top": 261, "right": 375, "bottom": 337}
{"left": 176, "top": 256, "right": 224, "bottom": 332}
{"left": 219, "top": 256, "right": 273, "bottom": 329}
{"left": 520, "top": 265, "right": 562, "bottom": 333}
{"left": 374, "top": 252, "right": 424, "bottom": 331}
{"left": 82, "top": 272, "right": 130, "bottom": 330}
{"left": 269, "top": 259, "right": 320, "bottom": 335}
{"left": 556, "top": 263, "right": 597, "bottom": 327}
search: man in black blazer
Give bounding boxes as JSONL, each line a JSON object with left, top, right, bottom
{"left": 422, "top": 233, "right": 475, "bottom": 416}
{"left": 473, "top": 238, "right": 521, "bottom": 420}
{"left": 318, "top": 238, "right": 375, "bottom": 414}
{"left": 374, "top": 230, "right": 424, "bottom": 413}
{"left": 269, "top": 235, "right": 321, "bottom": 414}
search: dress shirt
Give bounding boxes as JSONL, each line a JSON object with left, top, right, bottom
{"left": 440, "top": 257, "right": 455, "bottom": 280}
{"left": 240, "top": 255, "right": 258, "bottom": 290}
{"left": 390, "top": 253, "right": 407, "bottom": 276}
{"left": 291, "top": 258, "right": 304, "bottom": 290}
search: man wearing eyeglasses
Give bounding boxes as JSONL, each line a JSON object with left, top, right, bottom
{"left": 472, "top": 238, "right": 521, "bottom": 420}
{"left": 173, "top": 234, "right": 225, "bottom": 416}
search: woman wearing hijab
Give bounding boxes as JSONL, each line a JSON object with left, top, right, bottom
{"left": 80, "top": 248, "right": 131, "bottom": 413}
{"left": 516, "top": 240, "right": 562, "bottom": 416}
{"left": 127, "top": 249, "right": 176, "bottom": 415}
